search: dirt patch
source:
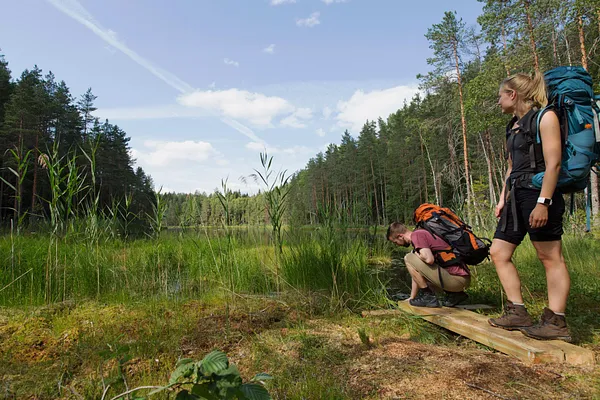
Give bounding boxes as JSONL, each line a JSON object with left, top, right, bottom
{"left": 180, "top": 302, "right": 295, "bottom": 357}
{"left": 348, "top": 338, "right": 597, "bottom": 399}
{"left": 270, "top": 317, "right": 599, "bottom": 400}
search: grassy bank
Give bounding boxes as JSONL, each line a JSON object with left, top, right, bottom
{"left": 1, "top": 293, "right": 599, "bottom": 399}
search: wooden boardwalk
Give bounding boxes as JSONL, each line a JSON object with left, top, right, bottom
{"left": 363, "top": 302, "right": 595, "bottom": 366}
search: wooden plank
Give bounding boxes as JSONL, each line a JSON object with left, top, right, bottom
{"left": 393, "top": 302, "right": 595, "bottom": 366}
{"left": 361, "top": 304, "right": 493, "bottom": 316}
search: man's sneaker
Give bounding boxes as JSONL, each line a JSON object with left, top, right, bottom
{"left": 520, "top": 308, "right": 572, "bottom": 342}
{"left": 488, "top": 301, "right": 533, "bottom": 330}
{"left": 442, "top": 291, "right": 469, "bottom": 307}
{"left": 409, "top": 290, "right": 440, "bottom": 308}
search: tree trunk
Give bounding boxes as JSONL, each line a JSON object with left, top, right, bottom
{"left": 480, "top": 131, "right": 496, "bottom": 206}
{"left": 0, "top": 168, "right": 3, "bottom": 222}
{"left": 565, "top": 31, "right": 573, "bottom": 66}
{"left": 420, "top": 130, "right": 439, "bottom": 204}
{"left": 418, "top": 175, "right": 423, "bottom": 205}
{"left": 312, "top": 184, "right": 317, "bottom": 224}
{"left": 31, "top": 130, "right": 40, "bottom": 214}
{"left": 15, "top": 117, "right": 24, "bottom": 222}
{"left": 370, "top": 158, "right": 380, "bottom": 225}
{"left": 578, "top": 13, "right": 600, "bottom": 226}
{"left": 552, "top": 24, "right": 560, "bottom": 66}
{"left": 488, "top": 130, "right": 502, "bottom": 201}
{"left": 524, "top": 0, "right": 540, "bottom": 73}
{"left": 578, "top": 14, "right": 588, "bottom": 70}
{"left": 437, "top": 160, "right": 443, "bottom": 206}
{"left": 381, "top": 165, "right": 388, "bottom": 224}
{"left": 453, "top": 42, "right": 472, "bottom": 217}
{"left": 419, "top": 130, "right": 429, "bottom": 202}
{"left": 447, "top": 123, "right": 459, "bottom": 195}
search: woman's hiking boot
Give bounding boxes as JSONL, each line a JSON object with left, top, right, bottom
{"left": 488, "top": 301, "right": 533, "bottom": 330}
{"left": 442, "top": 291, "right": 469, "bottom": 307}
{"left": 520, "top": 308, "right": 572, "bottom": 342}
{"left": 409, "top": 289, "right": 440, "bottom": 308}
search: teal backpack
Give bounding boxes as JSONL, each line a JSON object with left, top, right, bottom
{"left": 531, "top": 66, "right": 600, "bottom": 230}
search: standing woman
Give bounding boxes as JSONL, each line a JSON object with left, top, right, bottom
{"left": 488, "top": 73, "right": 571, "bottom": 342}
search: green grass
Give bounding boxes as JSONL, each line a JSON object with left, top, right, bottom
{"left": 1, "top": 227, "right": 600, "bottom": 399}
{"left": 0, "top": 225, "right": 388, "bottom": 308}
{"left": 0, "top": 233, "right": 274, "bottom": 305}
{"left": 0, "top": 293, "right": 447, "bottom": 399}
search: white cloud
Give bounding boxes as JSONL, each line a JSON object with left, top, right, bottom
{"left": 322, "top": 106, "right": 332, "bottom": 119}
{"left": 178, "top": 89, "right": 294, "bottom": 127}
{"left": 316, "top": 128, "right": 326, "bottom": 137}
{"left": 270, "top": 0, "right": 296, "bottom": 4}
{"left": 280, "top": 107, "right": 313, "bottom": 128}
{"left": 322, "top": 0, "right": 348, "bottom": 3}
{"left": 296, "top": 12, "right": 320, "bottom": 27}
{"left": 209, "top": 81, "right": 216, "bottom": 88}
{"left": 224, "top": 58, "right": 240, "bottom": 67}
{"left": 335, "top": 85, "right": 420, "bottom": 132}
{"left": 263, "top": 44, "right": 276, "bottom": 54}
{"left": 132, "top": 140, "right": 225, "bottom": 167}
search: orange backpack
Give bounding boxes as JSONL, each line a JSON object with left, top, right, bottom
{"left": 413, "top": 203, "right": 491, "bottom": 267}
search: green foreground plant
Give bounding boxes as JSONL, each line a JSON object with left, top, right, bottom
{"left": 107, "top": 350, "right": 272, "bottom": 400}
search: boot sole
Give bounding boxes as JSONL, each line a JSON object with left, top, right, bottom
{"left": 409, "top": 302, "right": 441, "bottom": 308}
{"left": 488, "top": 320, "right": 533, "bottom": 331}
{"left": 520, "top": 329, "right": 572, "bottom": 343}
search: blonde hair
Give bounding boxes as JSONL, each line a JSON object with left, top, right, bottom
{"left": 501, "top": 72, "right": 548, "bottom": 108}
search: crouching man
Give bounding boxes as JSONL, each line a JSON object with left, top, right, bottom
{"left": 387, "top": 222, "right": 470, "bottom": 307}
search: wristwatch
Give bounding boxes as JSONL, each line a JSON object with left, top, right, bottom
{"left": 537, "top": 197, "right": 553, "bottom": 206}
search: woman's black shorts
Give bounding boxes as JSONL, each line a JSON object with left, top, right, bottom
{"left": 494, "top": 188, "right": 565, "bottom": 245}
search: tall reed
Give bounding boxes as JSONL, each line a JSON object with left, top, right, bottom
{"left": 248, "top": 152, "right": 291, "bottom": 292}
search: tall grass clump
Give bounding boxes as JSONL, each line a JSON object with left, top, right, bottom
{"left": 43, "top": 142, "right": 89, "bottom": 303}
{"left": 204, "top": 178, "right": 275, "bottom": 296}
{"left": 247, "top": 152, "right": 291, "bottom": 293}
{"left": 0, "top": 147, "right": 33, "bottom": 232}
{"left": 282, "top": 205, "right": 383, "bottom": 310}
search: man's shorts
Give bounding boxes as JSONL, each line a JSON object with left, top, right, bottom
{"left": 404, "top": 253, "right": 470, "bottom": 292}
{"left": 494, "top": 188, "right": 565, "bottom": 245}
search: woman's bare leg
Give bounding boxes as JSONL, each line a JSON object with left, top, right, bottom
{"left": 490, "top": 239, "right": 521, "bottom": 303}
{"left": 532, "top": 240, "right": 570, "bottom": 313}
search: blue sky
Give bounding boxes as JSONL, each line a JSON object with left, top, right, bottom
{"left": 1, "top": 0, "right": 483, "bottom": 194}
